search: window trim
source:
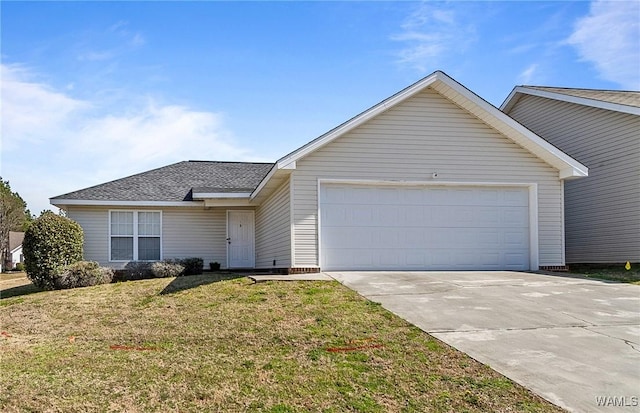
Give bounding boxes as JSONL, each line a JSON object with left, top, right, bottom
{"left": 108, "top": 210, "right": 163, "bottom": 262}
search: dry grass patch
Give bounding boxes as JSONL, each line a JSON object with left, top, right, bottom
{"left": 1, "top": 274, "right": 564, "bottom": 412}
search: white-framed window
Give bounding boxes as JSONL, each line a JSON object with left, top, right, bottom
{"left": 109, "top": 210, "right": 162, "bottom": 261}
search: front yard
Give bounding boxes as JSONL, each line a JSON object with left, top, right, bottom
{"left": 0, "top": 274, "right": 563, "bottom": 412}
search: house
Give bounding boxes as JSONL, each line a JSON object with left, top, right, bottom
{"left": 51, "top": 71, "right": 587, "bottom": 273}
{"left": 8, "top": 231, "right": 24, "bottom": 270}
{"left": 501, "top": 86, "right": 640, "bottom": 264}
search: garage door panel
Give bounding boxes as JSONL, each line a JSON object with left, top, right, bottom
{"left": 320, "top": 184, "right": 530, "bottom": 271}
{"left": 504, "top": 189, "right": 529, "bottom": 205}
{"left": 503, "top": 208, "right": 529, "bottom": 225}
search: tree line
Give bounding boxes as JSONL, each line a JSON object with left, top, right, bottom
{"left": 1, "top": 178, "right": 33, "bottom": 271}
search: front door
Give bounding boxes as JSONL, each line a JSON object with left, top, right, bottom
{"left": 227, "top": 211, "right": 255, "bottom": 268}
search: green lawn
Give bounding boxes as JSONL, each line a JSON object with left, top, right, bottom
{"left": 0, "top": 274, "right": 563, "bottom": 412}
{"left": 567, "top": 263, "right": 640, "bottom": 284}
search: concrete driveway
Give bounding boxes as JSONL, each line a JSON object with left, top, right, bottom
{"left": 329, "top": 271, "right": 640, "bottom": 412}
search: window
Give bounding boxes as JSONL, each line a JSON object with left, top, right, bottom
{"left": 110, "top": 211, "right": 161, "bottom": 261}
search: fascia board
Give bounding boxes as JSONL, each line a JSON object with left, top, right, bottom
{"left": 502, "top": 87, "right": 640, "bottom": 116}
{"left": 275, "top": 72, "right": 442, "bottom": 168}
{"left": 50, "top": 199, "right": 204, "bottom": 207}
{"left": 500, "top": 87, "right": 521, "bottom": 112}
{"left": 192, "top": 192, "right": 251, "bottom": 199}
{"left": 250, "top": 163, "right": 279, "bottom": 200}
{"left": 432, "top": 78, "right": 588, "bottom": 179}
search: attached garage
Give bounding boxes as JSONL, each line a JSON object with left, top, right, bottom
{"left": 320, "top": 183, "right": 535, "bottom": 271}
{"left": 53, "top": 71, "right": 588, "bottom": 274}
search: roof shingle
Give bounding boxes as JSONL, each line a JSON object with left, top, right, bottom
{"left": 51, "top": 161, "right": 274, "bottom": 202}
{"left": 526, "top": 86, "right": 640, "bottom": 108}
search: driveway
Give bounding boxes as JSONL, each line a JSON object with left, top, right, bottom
{"left": 329, "top": 271, "right": 640, "bottom": 412}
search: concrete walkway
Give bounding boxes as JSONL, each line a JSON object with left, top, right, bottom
{"left": 329, "top": 271, "right": 640, "bottom": 413}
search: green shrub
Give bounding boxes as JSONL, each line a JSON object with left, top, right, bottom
{"left": 112, "top": 258, "right": 203, "bottom": 282}
{"left": 23, "top": 211, "right": 84, "bottom": 290}
{"left": 52, "top": 261, "right": 114, "bottom": 290}
{"left": 151, "top": 261, "right": 185, "bottom": 278}
{"left": 178, "top": 257, "right": 203, "bottom": 275}
{"left": 14, "top": 262, "right": 25, "bottom": 272}
{"left": 118, "top": 261, "right": 153, "bottom": 281}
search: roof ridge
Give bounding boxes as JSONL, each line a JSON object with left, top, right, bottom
{"left": 186, "top": 160, "right": 274, "bottom": 165}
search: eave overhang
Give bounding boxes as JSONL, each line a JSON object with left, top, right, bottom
{"left": 251, "top": 70, "right": 587, "bottom": 197}
{"left": 501, "top": 86, "right": 640, "bottom": 116}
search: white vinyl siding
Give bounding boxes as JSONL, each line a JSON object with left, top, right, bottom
{"left": 508, "top": 94, "right": 640, "bottom": 263}
{"left": 255, "top": 179, "right": 292, "bottom": 268}
{"left": 162, "top": 208, "right": 228, "bottom": 268}
{"left": 66, "top": 206, "right": 230, "bottom": 268}
{"left": 291, "top": 87, "right": 563, "bottom": 268}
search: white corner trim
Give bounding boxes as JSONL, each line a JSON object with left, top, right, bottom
{"left": 528, "top": 184, "right": 540, "bottom": 271}
{"left": 289, "top": 176, "right": 296, "bottom": 267}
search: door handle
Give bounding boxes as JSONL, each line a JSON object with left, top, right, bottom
{"left": 226, "top": 237, "right": 231, "bottom": 244}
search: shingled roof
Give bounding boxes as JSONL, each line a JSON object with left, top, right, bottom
{"left": 526, "top": 86, "right": 640, "bottom": 108}
{"left": 51, "top": 161, "right": 274, "bottom": 202}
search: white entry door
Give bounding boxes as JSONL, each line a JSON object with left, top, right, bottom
{"left": 320, "top": 184, "right": 531, "bottom": 271}
{"left": 227, "top": 211, "right": 255, "bottom": 268}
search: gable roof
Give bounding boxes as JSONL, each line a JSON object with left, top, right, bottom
{"left": 501, "top": 86, "right": 640, "bottom": 116}
{"left": 252, "top": 71, "right": 588, "bottom": 199}
{"left": 51, "top": 161, "right": 273, "bottom": 207}
{"left": 51, "top": 71, "right": 590, "bottom": 209}
{"left": 9, "top": 232, "right": 24, "bottom": 252}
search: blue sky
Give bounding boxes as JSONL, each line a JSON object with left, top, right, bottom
{"left": 2, "top": 1, "right": 639, "bottom": 215}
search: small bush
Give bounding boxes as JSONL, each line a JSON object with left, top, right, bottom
{"left": 151, "top": 261, "right": 185, "bottom": 278}
{"left": 23, "top": 211, "right": 84, "bottom": 290}
{"left": 178, "top": 257, "right": 203, "bottom": 275}
{"left": 112, "top": 257, "right": 203, "bottom": 282}
{"left": 14, "top": 263, "right": 25, "bottom": 272}
{"left": 52, "top": 261, "right": 114, "bottom": 290}
{"left": 118, "top": 261, "right": 153, "bottom": 281}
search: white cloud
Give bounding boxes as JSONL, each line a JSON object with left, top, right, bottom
{"left": 1, "top": 64, "right": 89, "bottom": 149}
{"left": 567, "top": 0, "right": 640, "bottom": 89}
{"left": 0, "top": 63, "right": 258, "bottom": 215}
{"left": 518, "top": 64, "right": 539, "bottom": 84}
{"left": 392, "top": 3, "right": 477, "bottom": 72}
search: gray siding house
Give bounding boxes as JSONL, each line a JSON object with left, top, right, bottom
{"left": 502, "top": 87, "right": 640, "bottom": 264}
{"left": 51, "top": 71, "right": 587, "bottom": 273}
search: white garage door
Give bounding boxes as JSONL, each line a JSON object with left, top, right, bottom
{"left": 320, "top": 184, "right": 530, "bottom": 271}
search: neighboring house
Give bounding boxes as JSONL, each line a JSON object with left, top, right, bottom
{"left": 8, "top": 231, "right": 25, "bottom": 270}
{"left": 501, "top": 86, "right": 640, "bottom": 264}
{"left": 51, "top": 71, "right": 587, "bottom": 273}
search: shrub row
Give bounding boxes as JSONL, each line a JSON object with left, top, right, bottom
{"left": 113, "top": 257, "right": 203, "bottom": 282}
{"left": 52, "top": 261, "right": 114, "bottom": 290}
